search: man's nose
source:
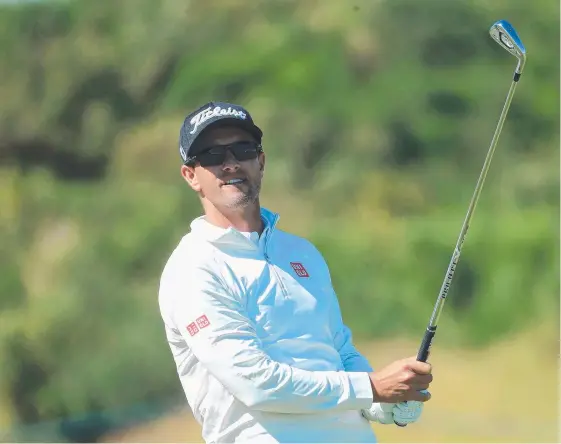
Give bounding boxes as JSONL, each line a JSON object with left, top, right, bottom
{"left": 221, "top": 150, "right": 240, "bottom": 171}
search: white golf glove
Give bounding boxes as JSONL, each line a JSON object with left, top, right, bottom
{"left": 361, "top": 400, "right": 424, "bottom": 426}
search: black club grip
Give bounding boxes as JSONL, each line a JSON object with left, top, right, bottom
{"left": 394, "top": 326, "right": 437, "bottom": 427}
{"left": 417, "top": 326, "right": 437, "bottom": 362}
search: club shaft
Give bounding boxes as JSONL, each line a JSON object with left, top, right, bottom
{"left": 416, "top": 73, "right": 520, "bottom": 363}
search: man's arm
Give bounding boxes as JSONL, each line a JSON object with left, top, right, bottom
{"left": 333, "top": 320, "right": 373, "bottom": 372}
{"left": 329, "top": 289, "right": 373, "bottom": 373}
{"left": 159, "top": 260, "right": 374, "bottom": 414}
{"left": 307, "top": 241, "right": 372, "bottom": 372}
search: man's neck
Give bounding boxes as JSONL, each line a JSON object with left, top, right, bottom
{"left": 202, "top": 202, "right": 264, "bottom": 234}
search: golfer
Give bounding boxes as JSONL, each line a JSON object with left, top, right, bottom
{"left": 158, "top": 102, "right": 434, "bottom": 443}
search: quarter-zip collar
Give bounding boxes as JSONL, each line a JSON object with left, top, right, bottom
{"left": 189, "top": 207, "right": 280, "bottom": 251}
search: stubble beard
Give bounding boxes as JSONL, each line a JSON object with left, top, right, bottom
{"left": 224, "top": 180, "right": 261, "bottom": 209}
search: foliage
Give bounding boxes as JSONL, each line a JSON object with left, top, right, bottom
{"left": 0, "top": 0, "right": 558, "bottom": 440}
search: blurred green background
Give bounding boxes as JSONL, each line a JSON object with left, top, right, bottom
{"left": 0, "top": 0, "right": 559, "bottom": 442}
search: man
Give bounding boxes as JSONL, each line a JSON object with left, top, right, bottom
{"left": 158, "top": 101, "right": 433, "bottom": 443}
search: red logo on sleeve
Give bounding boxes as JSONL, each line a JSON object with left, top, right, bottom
{"left": 290, "top": 262, "right": 310, "bottom": 278}
{"left": 196, "top": 315, "right": 210, "bottom": 329}
{"left": 186, "top": 322, "right": 199, "bottom": 336}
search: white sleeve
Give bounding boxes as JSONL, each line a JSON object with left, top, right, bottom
{"left": 160, "top": 260, "right": 373, "bottom": 414}
{"left": 316, "top": 245, "right": 373, "bottom": 373}
{"left": 329, "top": 288, "right": 374, "bottom": 373}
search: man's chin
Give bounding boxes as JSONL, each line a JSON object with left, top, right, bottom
{"left": 222, "top": 194, "right": 259, "bottom": 210}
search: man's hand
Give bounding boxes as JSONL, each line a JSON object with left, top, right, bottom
{"left": 393, "top": 400, "right": 424, "bottom": 426}
{"left": 361, "top": 402, "right": 395, "bottom": 424}
{"left": 368, "top": 357, "right": 433, "bottom": 403}
{"left": 362, "top": 399, "right": 425, "bottom": 426}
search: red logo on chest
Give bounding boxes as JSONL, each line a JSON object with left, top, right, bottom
{"left": 290, "top": 262, "right": 310, "bottom": 278}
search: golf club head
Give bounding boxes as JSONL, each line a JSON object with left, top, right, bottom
{"left": 489, "top": 20, "right": 526, "bottom": 74}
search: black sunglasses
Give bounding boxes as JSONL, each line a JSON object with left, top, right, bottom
{"left": 186, "top": 141, "right": 262, "bottom": 167}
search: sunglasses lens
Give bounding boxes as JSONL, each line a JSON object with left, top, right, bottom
{"left": 196, "top": 141, "right": 260, "bottom": 167}
{"left": 230, "top": 142, "right": 260, "bottom": 161}
{"left": 197, "top": 150, "right": 226, "bottom": 167}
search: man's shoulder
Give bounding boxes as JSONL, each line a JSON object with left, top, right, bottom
{"left": 158, "top": 233, "right": 221, "bottom": 307}
{"left": 273, "top": 227, "right": 323, "bottom": 256}
{"left": 160, "top": 233, "right": 217, "bottom": 279}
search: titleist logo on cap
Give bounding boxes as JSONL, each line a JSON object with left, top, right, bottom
{"left": 190, "top": 106, "right": 247, "bottom": 135}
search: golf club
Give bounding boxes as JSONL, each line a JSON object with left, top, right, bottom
{"left": 395, "top": 19, "right": 526, "bottom": 427}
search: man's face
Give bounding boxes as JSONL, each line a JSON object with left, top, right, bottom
{"left": 181, "top": 126, "right": 265, "bottom": 210}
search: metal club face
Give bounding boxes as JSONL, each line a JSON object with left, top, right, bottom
{"left": 489, "top": 20, "right": 526, "bottom": 73}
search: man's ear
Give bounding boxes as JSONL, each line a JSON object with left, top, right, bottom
{"left": 258, "top": 151, "right": 266, "bottom": 173}
{"left": 181, "top": 165, "right": 201, "bottom": 192}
